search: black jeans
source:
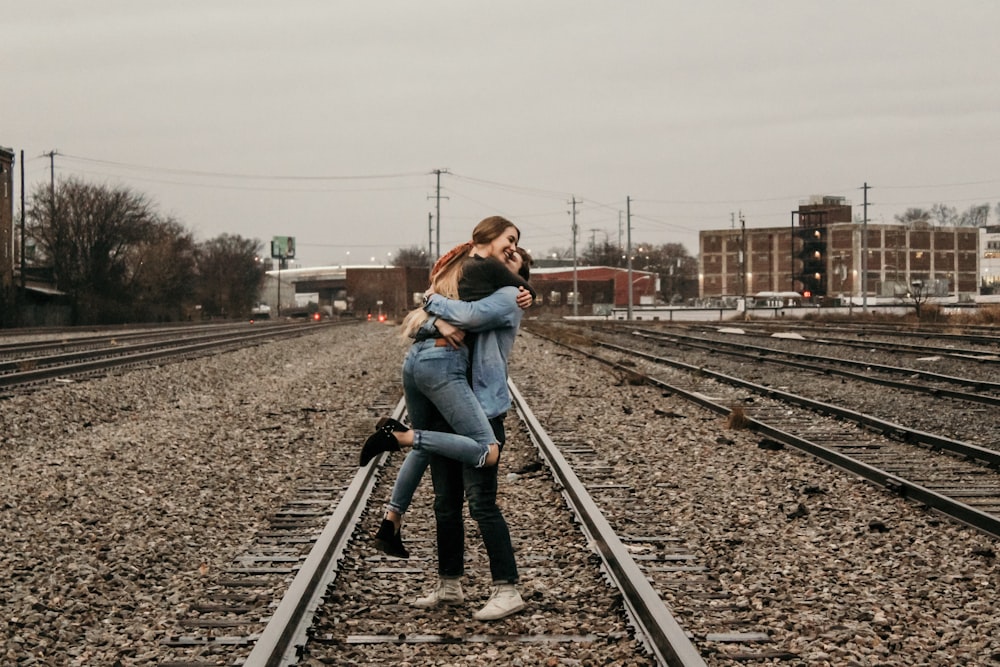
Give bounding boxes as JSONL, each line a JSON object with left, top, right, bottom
{"left": 428, "top": 413, "right": 518, "bottom": 584}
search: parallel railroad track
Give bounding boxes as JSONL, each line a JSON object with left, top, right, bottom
{"left": 527, "top": 323, "right": 1000, "bottom": 540}
{"left": 0, "top": 321, "right": 350, "bottom": 395}
{"left": 160, "top": 385, "right": 725, "bottom": 666}
{"left": 621, "top": 327, "right": 1000, "bottom": 406}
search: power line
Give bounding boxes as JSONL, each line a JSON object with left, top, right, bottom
{"left": 58, "top": 153, "right": 425, "bottom": 181}
{"left": 58, "top": 164, "right": 428, "bottom": 194}
{"left": 448, "top": 171, "right": 572, "bottom": 200}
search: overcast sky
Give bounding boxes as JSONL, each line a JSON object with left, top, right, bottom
{"left": 5, "top": 1, "right": 999, "bottom": 268}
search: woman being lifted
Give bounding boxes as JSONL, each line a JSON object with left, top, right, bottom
{"left": 358, "top": 216, "right": 533, "bottom": 559}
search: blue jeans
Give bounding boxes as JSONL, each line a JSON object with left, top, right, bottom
{"left": 388, "top": 339, "right": 497, "bottom": 515}
{"left": 430, "top": 414, "right": 518, "bottom": 585}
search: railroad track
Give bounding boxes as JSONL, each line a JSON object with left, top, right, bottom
{"left": 158, "top": 322, "right": 1000, "bottom": 666}
{"left": 673, "top": 320, "right": 1000, "bottom": 362}
{"left": 0, "top": 321, "right": 349, "bottom": 395}
{"left": 23, "top": 322, "right": 988, "bottom": 665}
{"left": 159, "top": 383, "right": 726, "bottom": 666}
{"left": 588, "top": 322, "right": 1000, "bottom": 451}
{"left": 708, "top": 319, "right": 1000, "bottom": 349}
{"left": 527, "top": 323, "right": 1000, "bottom": 540}
{"left": 622, "top": 327, "right": 1000, "bottom": 406}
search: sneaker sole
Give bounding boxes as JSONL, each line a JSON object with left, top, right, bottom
{"left": 473, "top": 601, "right": 526, "bottom": 621}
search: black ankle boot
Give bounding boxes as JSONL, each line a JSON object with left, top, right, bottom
{"left": 359, "top": 428, "right": 400, "bottom": 467}
{"left": 374, "top": 519, "right": 409, "bottom": 558}
{"left": 376, "top": 416, "right": 408, "bottom": 433}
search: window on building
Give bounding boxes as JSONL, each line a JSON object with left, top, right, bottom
{"left": 549, "top": 291, "right": 562, "bottom": 305}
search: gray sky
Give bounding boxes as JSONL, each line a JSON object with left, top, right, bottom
{"left": 6, "top": 1, "right": 1000, "bottom": 268}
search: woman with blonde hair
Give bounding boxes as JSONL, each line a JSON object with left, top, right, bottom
{"left": 359, "top": 216, "right": 532, "bottom": 621}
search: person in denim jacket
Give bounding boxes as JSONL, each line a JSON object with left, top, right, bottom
{"left": 359, "top": 216, "right": 533, "bottom": 621}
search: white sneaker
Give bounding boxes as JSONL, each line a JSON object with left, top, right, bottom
{"left": 412, "top": 577, "right": 464, "bottom": 608}
{"left": 473, "top": 583, "right": 525, "bottom": 621}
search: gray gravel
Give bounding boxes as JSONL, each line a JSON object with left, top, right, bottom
{"left": 513, "top": 325, "right": 1000, "bottom": 666}
{"left": 1, "top": 322, "right": 998, "bottom": 666}
{"left": 0, "top": 324, "right": 404, "bottom": 665}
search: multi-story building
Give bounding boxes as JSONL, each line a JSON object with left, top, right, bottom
{"left": 1, "top": 147, "right": 14, "bottom": 286}
{"left": 699, "top": 195, "right": 980, "bottom": 303}
{"left": 982, "top": 226, "right": 1000, "bottom": 295}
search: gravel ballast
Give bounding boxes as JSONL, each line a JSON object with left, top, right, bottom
{"left": 1, "top": 323, "right": 998, "bottom": 665}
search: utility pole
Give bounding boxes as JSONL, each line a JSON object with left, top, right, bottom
{"left": 19, "top": 150, "right": 25, "bottom": 325}
{"left": 570, "top": 196, "right": 579, "bottom": 317}
{"left": 862, "top": 182, "right": 870, "bottom": 314}
{"left": 740, "top": 211, "right": 747, "bottom": 318}
{"left": 430, "top": 169, "right": 449, "bottom": 258}
{"left": 618, "top": 211, "right": 624, "bottom": 252}
{"left": 626, "top": 196, "right": 633, "bottom": 321}
{"left": 427, "top": 212, "right": 433, "bottom": 268}
{"left": 45, "top": 150, "right": 57, "bottom": 201}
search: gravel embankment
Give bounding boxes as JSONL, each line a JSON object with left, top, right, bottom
{"left": 511, "top": 327, "right": 1000, "bottom": 666}
{"left": 0, "top": 324, "right": 405, "bottom": 665}
{"left": 1, "top": 322, "right": 998, "bottom": 665}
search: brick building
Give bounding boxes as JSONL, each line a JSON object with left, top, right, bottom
{"left": 528, "top": 266, "right": 659, "bottom": 314}
{"left": 1, "top": 146, "right": 15, "bottom": 325}
{"left": 699, "top": 196, "right": 980, "bottom": 302}
{"left": 982, "top": 226, "right": 1000, "bottom": 295}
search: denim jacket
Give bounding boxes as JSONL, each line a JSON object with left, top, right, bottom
{"left": 421, "top": 286, "right": 523, "bottom": 419}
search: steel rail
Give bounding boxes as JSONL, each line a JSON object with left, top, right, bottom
{"left": 0, "top": 322, "right": 323, "bottom": 375}
{"left": 0, "top": 321, "right": 275, "bottom": 357}
{"left": 526, "top": 330, "right": 1000, "bottom": 540}
{"left": 0, "top": 322, "right": 344, "bottom": 390}
{"left": 712, "top": 319, "right": 1000, "bottom": 347}
{"left": 509, "top": 380, "right": 707, "bottom": 667}
{"left": 598, "top": 340, "right": 1000, "bottom": 468}
{"left": 629, "top": 329, "right": 1000, "bottom": 406}
{"left": 243, "top": 400, "right": 406, "bottom": 667}
{"left": 650, "top": 321, "right": 1000, "bottom": 363}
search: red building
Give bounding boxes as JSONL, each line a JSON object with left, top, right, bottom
{"left": 528, "top": 266, "right": 659, "bottom": 315}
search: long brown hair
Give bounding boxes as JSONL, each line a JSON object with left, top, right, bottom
{"left": 401, "top": 216, "right": 520, "bottom": 338}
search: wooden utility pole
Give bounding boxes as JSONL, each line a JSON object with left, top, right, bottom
{"left": 862, "top": 182, "right": 870, "bottom": 314}
{"left": 427, "top": 212, "right": 433, "bottom": 267}
{"left": 570, "top": 196, "right": 579, "bottom": 317}
{"left": 20, "top": 150, "right": 26, "bottom": 324}
{"left": 430, "top": 169, "right": 449, "bottom": 258}
{"left": 626, "top": 196, "right": 633, "bottom": 320}
{"left": 740, "top": 211, "right": 747, "bottom": 319}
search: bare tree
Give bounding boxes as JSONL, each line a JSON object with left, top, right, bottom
{"left": 195, "top": 234, "right": 267, "bottom": 319}
{"left": 957, "top": 203, "right": 990, "bottom": 227}
{"left": 902, "top": 279, "right": 933, "bottom": 318}
{"left": 393, "top": 245, "right": 431, "bottom": 268}
{"left": 126, "top": 218, "right": 198, "bottom": 321}
{"left": 582, "top": 240, "right": 626, "bottom": 268}
{"left": 26, "top": 177, "right": 163, "bottom": 323}
{"left": 894, "top": 207, "right": 932, "bottom": 225}
{"left": 929, "top": 203, "right": 957, "bottom": 227}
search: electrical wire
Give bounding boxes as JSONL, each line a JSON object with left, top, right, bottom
{"left": 57, "top": 153, "right": 426, "bottom": 182}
